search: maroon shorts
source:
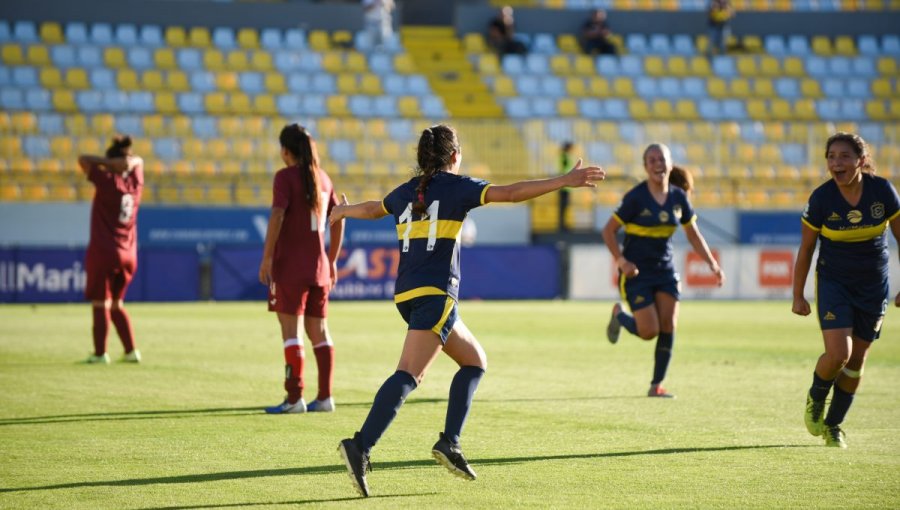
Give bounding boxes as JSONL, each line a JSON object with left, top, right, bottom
{"left": 268, "top": 281, "right": 328, "bottom": 317}
{"left": 84, "top": 257, "right": 136, "bottom": 301}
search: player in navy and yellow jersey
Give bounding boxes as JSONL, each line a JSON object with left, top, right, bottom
{"left": 329, "top": 124, "right": 605, "bottom": 497}
{"left": 258, "top": 125, "right": 344, "bottom": 415}
{"left": 793, "top": 132, "right": 900, "bottom": 448}
{"left": 603, "top": 144, "right": 724, "bottom": 399}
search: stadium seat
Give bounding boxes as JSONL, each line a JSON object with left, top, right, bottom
{"left": 14, "top": 21, "right": 39, "bottom": 44}
{"left": 51, "top": 45, "right": 77, "bottom": 69}
{"left": 65, "top": 23, "right": 89, "bottom": 45}
{"left": 25, "top": 90, "right": 51, "bottom": 111}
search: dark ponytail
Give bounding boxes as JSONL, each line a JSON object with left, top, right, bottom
{"left": 279, "top": 124, "right": 322, "bottom": 216}
{"left": 413, "top": 124, "right": 459, "bottom": 216}
{"left": 105, "top": 134, "right": 132, "bottom": 158}
{"left": 825, "top": 131, "right": 876, "bottom": 175}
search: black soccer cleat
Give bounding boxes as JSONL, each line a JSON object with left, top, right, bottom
{"left": 338, "top": 434, "right": 371, "bottom": 497}
{"left": 431, "top": 432, "right": 477, "bottom": 481}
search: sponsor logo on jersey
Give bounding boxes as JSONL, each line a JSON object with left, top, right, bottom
{"left": 824, "top": 311, "right": 836, "bottom": 320}
{"left": 634, "top": 295, "right": 645, "bottom": 304}
{"left": 673, "top": 204, "right": 683, "bottom": 221}
{"left": 639, "top": 209, "right": 652, "bottom": 217}
{"left": 827, "top": 212, "right": 841, "bottom": 221}
{"left": 846, "top": 210, "right": 863, "bottom": 224}
{"left": 658, "top": 211, "right": 669, "bottom": 222}
{"left": 871, "top": 202, "right": 885, "bottom": 220}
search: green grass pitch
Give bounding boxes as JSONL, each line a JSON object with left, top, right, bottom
{"left": 1, "top": 301, "right": 899, "bottom": 509}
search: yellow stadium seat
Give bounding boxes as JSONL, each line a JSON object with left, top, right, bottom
{"left": 167, "top": 70, "right": 190, "bottom": 92}
{"left": 11, "top": 112, "right": 36, "bottom": 134}
{"left": 707, "top": 77, "right": 727, "bottom": 98}
{"left": 230, "top": 93, "right": 252, "bottom": 115}
{"left": 308, "top": 30, "right": 330, "bottom": 51}
{"left": 834, "top": 36, "right": 855, "bottom": 55}
{"left": 573, "top": 55, "right": 595, "bottom": 75}
{"left": 730, "top": 78, "right": 751, "bottom": 98}
{"left": 1, "top": 44, "right": 25, "bottom": 65}
{"left": 254, "top": 95, "right": 277, "bottom": 116}
{"left": 77, "top": 137, "right": 103, "bottom": 155}
{"left": 346, "top": 52, "right": 368, "bottom": 73}
{"left": 0, "top": 137, "right": 22, "bottom": 158}
{"left": 0, "top": 112, "right": 10, "bottom": 133}
{"left": 244, "top": 117, "right": 266, "bottom": 137}
{"left": 736, "top": 56, "right": 758, "bottom": 76}
{"left": 769, "top": 99, "right": 791, "bottom": 120}
{"left": 171, "top": 160, "right": 194, "bottom": 175}
{"left": 675, "top": 100, "right": 699, "bottom": 120}
{"left": 327, "top": 95, "right": 349, "bottom": 117}
{"left": 91, "top": 114, "right": 115, "bottom": 134}
{"left": 264, "top": 72, "right": 286, "bottom": 93}
{"left": 218, "top": 117, "right": 242, "bottom": 137}
{"left": 877, "top": 57, "right": 897, "bottom": 75}
{"left": 115, "top": 69, "right": 139, "bottom": 91}
{"left": 39, "top": 67, "right": 62, "bottom": 89}
{"left": 865, "top": 100, "right": 888, "bottom": 120}
{"left": 494, "top": 76, "right": 516, "bottom": 97}
{"left": 356, "top": 140, "right": 376, "bottom": 159}
{"left": 689, "top": 56, "right": 711, "bottom": 76}
{"left": 204, "top": 49, "right": 226, "bottom": 71}
{"left": 52, "top": 90, "right": 76, "bottom": 112}
{"left": 216, "top": 72, "right": 240, "bottom": 91}
{"left": 753, "top": 78, "right": 775, "bottom": 98}
{"left": 394, "top": 53, "right": 416, "bottom": 74}
{"left": 131, "top": 138, "right": 154, "bottom": 158}
{"left": 759, "top": 144, "right": 781, "bottom": 164}
{"left": 743, "top": 35, "right": 763, "bottom": 53}
{"left": 463, "top": 33, "right": 486, "bottom": 53}
{"left": 165, "top": 26, "right": 187, "bottom": 47}
{"left": 759, "top": 56, "right": 780, "bottom": 77}
{"left": 322, "top": 51, "right": 343, "bottom": 73}
{"left": 154, "top": 48, "right": 177, "bottom": 70}
{"left": 336, "top": 73, "right": 358, "bottom": 94}
{"left": 205, "top": 92, "right": 228, "bottom": 115}
{"left": 360, "top": 74, "right": 382, "bottom": 95}
{"left": 182, "top": 139, "right": 206, "bottom": 159}
{"left": 158, "top": 184, "right": 181, "bottom": 202}
{"left": 232, "top": 138, "right": 255, "bottom": 159}
{"left": 155, "top": 92, "right": 179, "bottom": 115}
{"left": 103, "top": 47, "right": 126, "bottom": 68}
{"left": 40, "top": 22, "right": 64, "bottom": 44}
{"left": 644, "top": 56, "right": 666, "bottom": 77}
{"left": 0, "top": 183, "right": 21, "bottom": 201}
{"left": 558, "top": 98, "right": 578, "bottom": 117}
{"left": 65, "top": 68, "right": 89, "bottom": 89}
{"left": 612, "top": 77, "right": 635, "bottom": 97}
{"left": 188, "top": 27, "right": 211, "bottom": 47}
{"left": 651, "top": 99, "right": 674, "bottom": 119}
{"left": 558, "top": 34, "right": 580, "bottom": 54}
{"left": 9, "top": 156, "right": 33, "bottom": 173}
{"left": 237, "top": 28, "right": 259, "bottom": 49}
{"left": 251, "top": 51, "right": 273, "bottom": 72}
{"left": 142, "top": 70, "right": 165, "bottom": 91}
{"left": 221, "top": 160, "right": 244, "bottom": 175}
{"left": 782, "top": 57, "right": 804, "bottom": 77}
{"left": 207, "top": 185, "right": 232, "bottom": 204}
{"left": 226, "top": 50, "right": 249, "bottom": 71}
{"left": 872, "top": 78, "right": 892, "bottom": 98}
{"left": 49, "top": 182, "right": 77, "bottom": 201}
{"left": 171, "top": 116, "right": 192, "bottom": 137}
{"left": 667, "top": 56, "right": 688, "bottom": 77}
{"left": 800, "top": 78, "right": 823, "bottom": 98}
{"left": 550, "top": 55, "right": 572, "bottom": 75}
{"left": 398, "top": 96, "right": 421, "bottom": 117}
{"left": 565, "top": 77, "right": 586, "bottom": 97}
{"left": 811, "top": 36, "right": 832, "bottom": 55}
{"left": 794, "top": 99, "right": 817, "bottom": 121}
{"left": 613, "top": 144, "right": 636, "bottom": 165}
{"left": 27, "top": 45, "right": 50, "bottom": 66}
{"left": 22, "top": 184, "right": 49, "bottom": 201}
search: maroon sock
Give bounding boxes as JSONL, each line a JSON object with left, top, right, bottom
{"left": 313, "top": 343, "right": 334, "bottom": 401}
{"left": 110, "top": 308, "right": 135, "bottom": 353}
{"left": 283, "top": 339, "right": 304, "bottom": 404}
{"left": 92, "top": 307, "right": 109, "bottom": 356}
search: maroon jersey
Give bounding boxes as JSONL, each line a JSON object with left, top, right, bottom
{"left": 86, "top": 163, "right": 143, "bottom": 265}
{"left": 271, "top": 165, "right": 338, "bottom": 286}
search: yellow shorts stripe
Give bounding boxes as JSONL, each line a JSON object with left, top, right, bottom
{"left": 431, "top": 296, "right": 456, "bottom": 336}
{"left": 394, "top": 286, "right": 447, "bottom": 303}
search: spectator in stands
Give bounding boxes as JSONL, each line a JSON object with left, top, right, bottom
{"left": 363, "top": 0, "right": 395, "bottom": 49}
{"left": 558, "top": 141, "right": 575, "bottom": 231}
{"left": 793, "top": 132, "right": 900, "bottom": 449}
{"left": 581, "top": 9, "right": 618, "bottom": 56}
{"left": 487, "top": 5, "right": 528, "bottom": 56}
{"left": 78, "top": 135, "right": 143, "bottom": 365}
{"left": 258, "top": 124, "right": 345, "bottom": 414}
{"left": 706, "top": 0, "right": 734, "bottom": 56}
{"left": 331, "top": 124, "right": 605, "bottom": 497}
{"left": 603, "top": 143, "right": 724, "bottom": 399}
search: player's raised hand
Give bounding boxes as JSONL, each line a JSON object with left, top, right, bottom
{"left": 328, "top": 193, "right": 350, "bottom": 226}
{"left": 565, "top": 158, "right": 606, "bottom": 188}
{"left": 792, "top": 296, "right": 811, "bottom": 316}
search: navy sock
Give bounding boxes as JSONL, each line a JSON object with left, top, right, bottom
{"left": 824, "top": 385, "right": 855, "bottom": 427}
{"left": 444, "top": 366, "right": 485, "bottom": 445}
{"left": 617, "top": 310, "right": 637, "bottom": 335}
{"left": 809, "top": 371, "right": 834, "bottom": 402}
{"left": 357, "top": 370, "right": 417, "bottom": 452}
{"left": 651, "top": 332, "right": 674, "bottom": 385}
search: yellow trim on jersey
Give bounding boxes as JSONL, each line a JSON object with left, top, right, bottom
{"left": 888, "top": 209, "right": 900, "bottom": 222}
{"left": 612, "top": 213, "right": 625, "bottom": 226}
{"left": 394, "top": 286, "right": 446, "bottom": 303}
{"left": 623, "top": 223, "right": 677, "bottom": 238}
{"left": 380, "top": 200, "right": 389, "bottom": 215}
{"left": 820, "top": 221, "right": 887, "bottom": 243}
{"left": 395, "top": 219, "right": 463, "bottom": 240}
{"left": 681, "top": 215, "right": 698, "bottom": 228}
{"left": 480, "top": 184, "right": 492, "bottom": 205}
{"left": 431, "top": 296, "right": 456, "bottom": 336}
{"left": 801, "top": 217, "right": 821, "bottom": 232}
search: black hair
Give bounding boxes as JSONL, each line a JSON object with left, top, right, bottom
{"left": 279, "top": 124, "right": 322, "bottom": 216}
{"left": 413, "top": 124, "right": 459, "bottom": 217}
{"left": 825, "top": 131, "right": 875, "bottom": 175}
{"left": 105, "top": 135, "right": 132, "bottom": 158}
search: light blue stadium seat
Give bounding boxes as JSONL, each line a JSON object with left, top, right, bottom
{"left": 711, "top": 56, "right": 736, "bottom": 78}
{"left": 781, "top": 143, "right": 805, "bottom": 165}
{"left": 681, "top": 77, "right": 706, "bottom": 98}
{"left": 128, "top": 47, "right": 154, "bottom": 70}
{"left": 76, "top": 91, "right": 104, "bottom": 113}
{"left": 672, "top": 35, "right": 694, "bottom": 55}
{"left": 298, "top": 52, "right": 322, "bottom": 72}
{"left": 882, "top": 35, "right": 900, "bottom": 55}
{"left": 620, "top": 55, "right": 643, "bottom": 77}
{"left": 116, "top": 115, "right": 143, "bottom": 136}
{"left": 505, "top": 97, "right": 531, "bottom": 118}
{"left": 804, "top": 56, "right": 827, "bottom": 78}
{"left": 353, "top": 31, "right": 375, "bottom": 53}
{"left": 349, "top": 95, "right": 374, "bottom": 117}
{"left": 0, "top": 67, "right": 10, "bottom": 86}
{"left": 626, "top": 34, "right": 648, "bottom": 54}
{"left": 284, "top": 29, "right": 306, "bottom": 50}
{"left": 407, "top": 75, "right": 430, "bottom": 96}
{"left": 154, "top": 138, "right": 181, "bottom": 161}
{"left": 65, "top": 23, "right": 89, "bottom": 45}
{"left": 0, "top": 21, "right": 11, "bottom": 43}
{"left": 213, "top": 27, "right": 236, "bottom": 49}
{"left": 115, "top": 24, "right": 138, "bottom": 46}
{"left": 77, "top": 46, "right": 103, "bottom": 68}
{"left": 369, "top": 53, "right": 393, "bottom": 74}
{"left": 619, "top": 122, "right": 641, "bottom": 143}
{"left": 764, "top": 35, "right": 786, "bottom": 56}
{"left": 177, "top": 92, "right": 205, "bottom": 114}
{"left": 37, "top": 113, "right": 64, "bottom": 135}
{"left": 698, "top": 99, "right": 722, "bottom": 120}
{"left": 301, "top": 94, "right": 327, "bottom": 116}
{"left": 532, "top": 33, "right": 557, "bottom": 54}
{"left": 140, "top": 25, "right": 163, "bottom": 46}
{"left": 23, "top": 136, "right": 50, "bottom": 158}
{"left": 596, "top": 55, "right": 618, "bottom": 76}
{"left": 857, "top": 123, "right": 884, "bottom": 143}
{"left": 659, "top": 77, "right": 681, "bottom": 98}
{"left": 25, "top": 89, "right": 51, "bottom": 111}
{"left": 793, "top": 0, "right": 815, "bottom": 10}
{"left": 13, "top": 21, "right": 38, "bottom": 44}
{"left": 587, "top": 142, "right": 613, "bottom": 163}
{"left": 721, "top": 99, "right": 746, "bottom": 119}
{"left": 311, "top": 73, "right": 336, "bottom": 94}
{"left": 330, "top": 140, "right": 355, "bottom": 163}
{"left": 815, "top": 99, "right": 841, "bottom": 120}
{"left": 276, "top": 94, "right": 300, "bottom": 116}
{"left": 532, "top": 97, "right": 557, "bottom": 116}
{"left": 12, "top": 67, "right": 38, "bottom": 88}
{"left": 541, "top": 76, "right": 565, "bottom": 97}
{"left": 635, "top": 77, "right": 659, "bottom": 98}
{"left": 89, "top": 68, "right": 115, "bottom": 90}
{"left": 286, "top": 73, "right": 309, "bottom": 93}
{"left": 517, "top": 75, "right": 539, "bottom": 96}
{"left": 774, "top": 78, "right": 799, "bottom": 99}
{"left": 649, "top": 35, "right": 671, "bottom": 55}
{"left": 525, "top": 53, "right": 549, "bottom": 75}
{"left": 383, "top": 74, "right": 405, "bottom": 95}
{"left": 857, "top": 35, "right": 879, "bottom": 56}
{"left": 373, "top": 96, "right": 398, "bottom": 117}
{"left": 822, "top": 78, "right": 844, "bottom": 97}
{"left": 502, "top": 54, "right": 525, "bottom": 75}
{"left": 190, "top": 71, "right": 216, "bottom": 93}
{"left": 787, "top": 35, "right": 809, "bottom": 55}
{"left": 604, "top": 99, "right": 629, "bottom": 120}
{"left": 177, "top": 48, "right": 203, "bottom": 71}
{"left": 387, "top": 119, "right": 413, "bottom": 141}
{"left": 829, "top": 57, "right": 850, "bottom": 75}
{"left": 192, "top": 116, "right": 218, "bottom": 138}
{"left": 90, "top": 23, "right": 113, "bottom": 46}
{"left": 239, "top": 72, "right": 264, "bottom": 94}
{"left": 579, "top": 98, "right": 603, "bottom": 119}
{"left": 103, "top": 90, "right": 130, "bottom": 112}
{"left": 545, "top": 119, "right": 572, "bottom": 142}
{"left": 669, "top": 143, "right": 687, "bottom": 162}
{"left": 739, "top": 122, "right": 765, "bottom": 142}
{"left": 1, "top": 88, "right": 24, "bottom": 110}
{"left": 850, "top": 57, "right": 875, "bottom": 77}
{"left": 421, "top": 96, "right": 446, "bottom": 118}
{"left": 51, "top": 45, "right": 77, "bottom": 69}
{"left": 274, "top": 51, "right": 298, "bottom": 73}
{"left": 261, "top": 28, "right": 284, "bottom": 50}
{"left": 839, "top": 99, "right": 865, "bottom": 121}
{"left": 846, "top": 78, "right": 869, "bottom": 99}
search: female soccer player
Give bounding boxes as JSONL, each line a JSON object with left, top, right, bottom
{"left": 78, "top": 135, "right": 143, "bottom": 364}
{"left": 329, "top": 124, "right": 604, "bottom": 497}
{"left": 793, "top": 132, "right": 900, "bottom": 448}
{"left": 603, "top": 143, "right": 724, "bottom": 398}
{"left": 258, "top": 124, "right": 344, "bottom": 414}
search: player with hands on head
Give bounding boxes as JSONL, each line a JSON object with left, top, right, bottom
{"left": 330, "top": 124, "right": 604, "bottom": 497}
{"left": 793, "top": 132, "right": 900, "bottom": 448}
{"left": 602, "top": 143, "right": 724, "bottom": 399}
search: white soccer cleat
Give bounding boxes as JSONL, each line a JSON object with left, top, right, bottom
{"left": 85, "top": 353, "right": 110, "bottom": 364}
{"left": 121, "top": 349, "right": 142, "bottom": 363}
{"left": 265, "top": 398, "right": 307, "bottom": 414}
{"left": 306, "top": 397, "right": 335, "bottom": 412}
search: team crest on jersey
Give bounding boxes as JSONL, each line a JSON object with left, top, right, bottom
{"left": 871, "top": 202, "right": 885, "bottom": 220}
{"left": 658, "top": 211, "right": 669, "bottom": 222}
{"left": 827, "top": 212, "right": 841, "bottom": 221}
{"left": 846, "top": 210, "right": 863, "bottom": 224}
{"left": 824, "top": 311, "right": 836, "bottom": 320}
{"left": 639, "top": 208, "right": 652, "bottom": 217}
{"left": 672, "top": 205, "right": 683, "bottom": 221}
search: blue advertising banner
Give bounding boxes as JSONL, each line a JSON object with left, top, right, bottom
{"left": 459, "top": 245, "right": 560, "bottom": 299}
{"left": 738, "top": 212, "right": 801, "bottom": 245}
{"left": 211, "top": 246, "right": 268, "bottom": 301}
{"left": 138, "top": 207, "right": 269, "bottom": 246}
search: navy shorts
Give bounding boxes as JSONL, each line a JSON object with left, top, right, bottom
{"left": 816, "top": 274, "right": 888, "bottom": 342}
{"left": 619, "top": 270, "right": 681, "bottom": 312}
{"left": 396, "top": 295, "right": 459, "bottom": 344}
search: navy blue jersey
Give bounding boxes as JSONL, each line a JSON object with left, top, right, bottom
{"left": 382, "top": 172, "right": 491, "bottom": 303}
{"left": 613, "top": 181, "right": 696, "bottom": 273}
{"left": 801, "top": 173, "right": 900, "bottom": 285}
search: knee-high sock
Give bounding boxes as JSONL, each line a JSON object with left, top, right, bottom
{"left": 444, "top": 366, "right": 485, "bottom": 445}
{"left": 312, "top": 341, "right": 334, "bottom": 401}
{"left": 824, "top": 385, "right": 854, "bottom": 427}
{"left": 109, "top": 308, "right": 135, "bottom": 353}
{"left": 809, "top": 371, "right": 834, "bottom": 402}
{"left": 92, "top": 307, "right": 109, "bottom": 356}
{"left": 282, "top": 338, "right": 304, "bottom": 404}
{"left": 651, "top": 332, "right": 674, "bottom": 385}
{"left": 358, "top": 370, "right": 417, "bottom": 452}
{"left": 617, "top": 310, "right": 638, "bottom": 336}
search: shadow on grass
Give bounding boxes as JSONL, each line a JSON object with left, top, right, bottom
{"left": 0, "top": 444, "right": 812, "bottom": 494}
{"left": 137, "top": 493, "right": 430, "bottom": 509}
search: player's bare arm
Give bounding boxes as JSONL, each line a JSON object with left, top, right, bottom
{"left": 602, "top": 217, "right": 638, "bottom": 278}
{"left": 258, "top": 207, "right": 286, "bottom": 286}
{"left": 484, "top": 159, "right": 605, "bottom": 203}
{"left": 684, "top": 222, "right": 724, "bottom": 286}
{"left": 792, "top": 223, "right": 818, "bottom": 316}
{"left": 328, "top": 195, "right": 387, "bottom": 225}
{"left": 77, "top": 155, "right": 141, "bottom": 175}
